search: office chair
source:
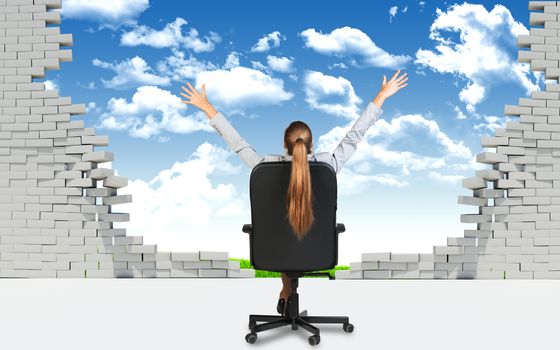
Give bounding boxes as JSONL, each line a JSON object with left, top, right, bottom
{"left": 242, "top": 161, "right": 354, "bottom": 346}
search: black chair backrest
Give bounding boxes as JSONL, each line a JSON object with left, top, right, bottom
{"left": 248, "top": 161, "right": 338, "bottom": 273}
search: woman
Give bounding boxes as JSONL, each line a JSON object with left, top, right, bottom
{"left": 180, "top": 69, "right": 407, "bottom": 316}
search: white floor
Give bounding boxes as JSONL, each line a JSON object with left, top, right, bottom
{"left": 0, "top": 278, "right": 558, "bottom": 349}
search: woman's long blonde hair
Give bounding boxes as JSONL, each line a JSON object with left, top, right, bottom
{"left": 284, "top": 121, "right": 314, "bottom": 241}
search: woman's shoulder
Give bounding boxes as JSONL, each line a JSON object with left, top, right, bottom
{"left": 313, "top": 152, "right": 332, "bottom": 161}
{"left": 263, "top": 154, "right": 284, "bottom": 162}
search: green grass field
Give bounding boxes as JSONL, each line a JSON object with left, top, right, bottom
{"left": 229, "top": 258, "right": 349, "bottom": 278}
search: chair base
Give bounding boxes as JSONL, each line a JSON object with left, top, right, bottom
{"left": 245, "top": 276, "right": 353, "bottom": 345}
{"left": 248, "top": 311, "right": 350, "bottom": 332}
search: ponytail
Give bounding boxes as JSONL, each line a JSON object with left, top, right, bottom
{"left": 285, "top": 137, "right": 314, "bottom": 241}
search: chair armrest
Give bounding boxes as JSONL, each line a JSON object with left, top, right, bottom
{"left": 336, "top": 223, "right": 345, "bottom": 234}
{"left": 242, "top": 224, "right": 252, "bottom": 234}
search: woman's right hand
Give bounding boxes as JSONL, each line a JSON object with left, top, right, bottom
{"left": 180, "top": 82, "right": 218, "bottom": 119}
{"left": 373, "top": 69, "right": 407, "bottom": 109}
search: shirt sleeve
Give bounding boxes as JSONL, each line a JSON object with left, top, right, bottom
{"left": 331, "top": 101, "right": 383, "bottom": 173}
{"left": 208, "top": 111, "right": 265, "bottom": 169}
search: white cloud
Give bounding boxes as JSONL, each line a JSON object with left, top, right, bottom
{"left": 427, "top": 171, "right": 465, "bottom": 184}
{"left": 97, "top": 85, "right": 213, "bottom": 139}
{"left": 223, "top": 52, "right": 241, "bottom": 70}
{"left": 266, "top": 55, "right": 294, "bottom": 73}
{"left": 389, "top": 6, "right": 398, "bottom": 22}
{"left": 328, "top": 62, "right": 348, "bottom": 70}
{"left": 246, "top": 55, "right": 294, "bottom": 75}
{"left": 337, "top": 167, "right": 409, "bottom": 195}
{"left": 414, "top": 3, "right": 542, "bottom": 113}
{"left": 452, "top": 104, "right": 468, "bottom": 120}
{"left": 77, "top": 81, "right": 96, "bottom": 90}
{"left": 60, "top": 0, "right": 149, "bottom": 29}
{"left": 299, "top": 26, "right": 412, "bottom": 69}
{"left": 44, "top": 79, "right": 59, "bottom": 91}
{"left": 156, "top": 47, "right": 220, "bottom": 81}
{"left": 459, "top": 81, "right": 486, "bottom": 112}
{"left": 250, "top": 60, "right": 268, "bottom": 72}
{"left": 303, "top": 70, "right": 363, "bottom": 119}
{"left": 86, "top": 101, "right": 102, "bottom": 114}
{"left": 194, "top": 66, "right": 294, "bottom": 113}
{"left": 251, "top": 31, "right": 283, "bottom": 52}
{"left": 121, "top": 17, "right": 222, "bottom": 53}
{"left": 473, "top": 113, "right": 517, "bottom": 136}
{"left": 115, "top": 142, "right": 247, "bottom": 236}
{"left": 315, "top": 111, "right": 475, "bottom": 186}
{"left": 93, "top": 56, "right": 170, "bottom": 90}
{"left": 365, "top": 114, "right": 472, "bottom": 159}
{"left": 156, "top": 51, "right": 294, "bottom": 115}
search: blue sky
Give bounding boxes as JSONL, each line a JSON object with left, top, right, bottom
{"left": 49, "top": 0, "right": 543, "bottom": 264}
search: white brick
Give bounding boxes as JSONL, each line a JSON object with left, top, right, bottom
{"left": 200, "top": 251, "right": 228, "bottom": 260}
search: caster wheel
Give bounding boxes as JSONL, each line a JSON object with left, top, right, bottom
{"left": 248, "top": 321, "right": 256, "bottom": 330}
{"left": 245, "top": 332, "right": 257, "bottom": 344}
{"left": 308, "top": 334, "right": 320, "bottom": 345}
{"left": 343, "top": 322, "right": 354, "bottom": 333}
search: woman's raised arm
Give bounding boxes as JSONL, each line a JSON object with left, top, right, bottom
{"left": 331, "top": 70, "right": 408, "bottom": 173}
{"left": 179, "top": 82, "right": 265, "bottom": 169}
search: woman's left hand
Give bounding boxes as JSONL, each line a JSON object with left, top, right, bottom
{"left": 180, "top": 82, "right": 218, "bottom": 119}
